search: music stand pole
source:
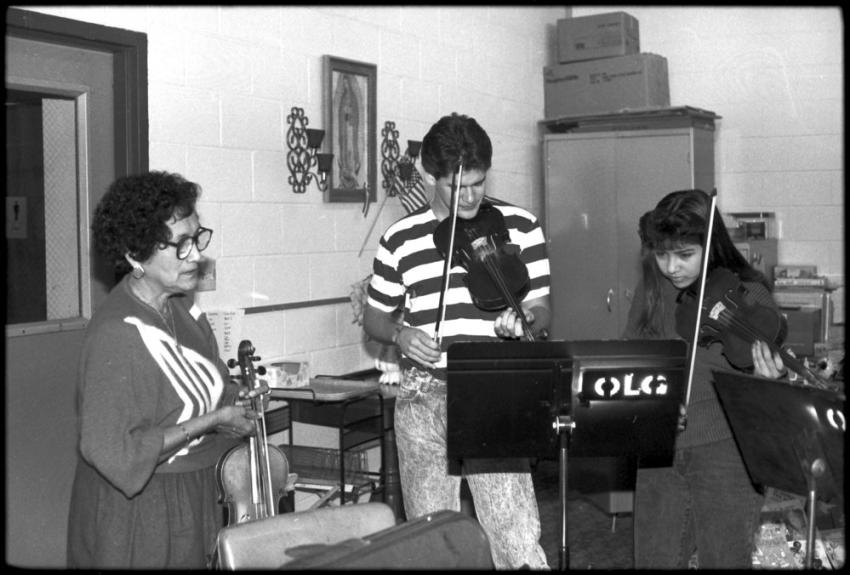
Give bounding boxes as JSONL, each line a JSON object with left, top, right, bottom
{"left": 796, "top": 431, "right": 829, "bottom": 570}
{"left": 804, "top": 460, "right": 826, "bottom": 570}
{"left": 554, "top": 415, "right": 575, "bottom": 571}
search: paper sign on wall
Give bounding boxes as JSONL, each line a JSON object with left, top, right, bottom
{"left": 205, "top": 308, "right": 244, "bottom": 361}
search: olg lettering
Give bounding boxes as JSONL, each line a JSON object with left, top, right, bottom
{"left": 591, "top": 373, "right": 669, "bottom": 398}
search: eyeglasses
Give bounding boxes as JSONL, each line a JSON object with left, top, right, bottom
{"left": 161, "top": 227, "right": 213, "bottom": 260}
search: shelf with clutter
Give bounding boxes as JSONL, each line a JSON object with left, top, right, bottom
{"left": 723, "top": 212, "right": 843, "bottom": 389}
{"left": 770, "top": 264, "right": 844, "bottom": 390}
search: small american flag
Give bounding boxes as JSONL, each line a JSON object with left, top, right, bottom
{"left": 394, "top": 160, "right": 428, "bottom": 214}
{"left": 399, "top": 178, "right": 427, "bottom": 213}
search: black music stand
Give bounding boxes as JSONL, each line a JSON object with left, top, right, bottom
{"left": 713, "top": 370, "right": 845, "bottom": 569}
{"left": 447, "top": 340, "right": 687, "bottom": 570}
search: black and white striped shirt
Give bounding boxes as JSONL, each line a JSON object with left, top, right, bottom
{"left": 367, "top": 198, "right": 550, "bottom": 369}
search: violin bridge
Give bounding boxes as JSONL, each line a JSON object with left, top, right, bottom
{"left": 708, "top": 301, "right": 726, "bottom": 321}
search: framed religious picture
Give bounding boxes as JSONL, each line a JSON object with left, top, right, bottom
{"left": 324, "top": 55, "right": 377, "bottom": 204}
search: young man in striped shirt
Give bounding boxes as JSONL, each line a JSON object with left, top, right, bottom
{"left": 364, "top": 113, "right": 552, "bottom": 569}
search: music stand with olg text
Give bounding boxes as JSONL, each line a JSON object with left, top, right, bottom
{"left": 446, "top": 339, "right": 687, "bottom": 570}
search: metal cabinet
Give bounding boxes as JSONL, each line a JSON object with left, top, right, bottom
{"left": 543, "top": 107, "right": 719, "bottom": 340}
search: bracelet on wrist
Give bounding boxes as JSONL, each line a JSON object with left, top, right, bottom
{"left": 179, "top": 423, "right": 192, "bottom": 444}
{"left": 391, "top": 324, "right": 403, "bottom": 344}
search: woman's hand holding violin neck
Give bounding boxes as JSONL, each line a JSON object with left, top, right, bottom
{"left": 236, "top": 382, "right": 270, "bottom": 410}
{"left": 751, "top": 340, "right": 787, "bottom": 379}
{"left": 216, "top": 404, "right": 258, "bottom": 437}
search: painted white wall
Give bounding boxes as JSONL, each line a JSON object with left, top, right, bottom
{"left": 572, "top": 6, "right": 844, "bottom": 281}
{"left": 20, "top": 6, "right": 844, "bottom": 377}
{"left": 21, "top": 5, "right": 566, "bottom": 377}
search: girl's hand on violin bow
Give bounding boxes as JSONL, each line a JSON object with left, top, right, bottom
{"left": 751, "top": 340, "right": 787, "bottom": 379}
{"left": 494, "top": 307, "right": 533, "bottom": 339}
{"left": 677, "top": 403, "right": 688, "bottom": 433}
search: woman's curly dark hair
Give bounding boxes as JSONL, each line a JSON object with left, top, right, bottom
{"left": 92, "top": 171, "right": 201, "bottom": 274}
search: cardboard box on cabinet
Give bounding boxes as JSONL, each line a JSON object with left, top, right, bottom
{"left": 543, "top": 53, "right": 670, "bottom": 119}
{"left": 557, "top": 11, "right": 640, "bottom": 63}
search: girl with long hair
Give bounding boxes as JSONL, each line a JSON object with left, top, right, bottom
{"left": 624, "top": 189, "right": 786, "bottom": 568}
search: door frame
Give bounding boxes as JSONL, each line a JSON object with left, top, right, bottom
{"left": 7, "top": 7, "right": 148, "bottom": 323}
{"left": 5, "top": 8, "right": 148, "bottom": 568}
{"left": 7, "top": 7, "right": 148, "bottom": 183}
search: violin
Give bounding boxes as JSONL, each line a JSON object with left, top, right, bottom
{"left": 216, "top": 340, "right": 289, "bottom": 524}
{"left": 433, "top": 202, "right": 531, "bottom": 309}
{"left": 432, "top": 171, "right": 536, "bottom": 341}
{"left": 676, "top": 267, "right": 838, "bottom": 392}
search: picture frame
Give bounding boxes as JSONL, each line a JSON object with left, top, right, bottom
{"left": 324, "top": 55, "right": 377, "bottom": 203}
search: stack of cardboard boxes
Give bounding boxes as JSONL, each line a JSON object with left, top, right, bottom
{"left": 545, "top": 15, "right": 671, "bottom": 525}
{"left": 544, "top": 12, "right": 671, "bottom": 119}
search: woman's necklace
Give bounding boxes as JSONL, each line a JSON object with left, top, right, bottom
{"left": 130, "top": 280, "right": 184, "bottom": 358}
{"left": 157, "top": 301, "right": 185, "bottom": 358}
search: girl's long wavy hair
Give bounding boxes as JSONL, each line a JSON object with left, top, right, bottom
{"left": 633, "top": 189, "right": 769, "bottom": 337}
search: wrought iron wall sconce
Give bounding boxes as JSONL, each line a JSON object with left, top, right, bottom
{"left": 286, "top": 106, "right": 334, "bottom": 194}
{"left": 380, "top": 120, "right": 422, "bottom": 197}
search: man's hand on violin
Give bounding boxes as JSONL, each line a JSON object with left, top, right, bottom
{"left": 494, "top": 307, "right": 534, "bottom": 339}
{"left": 395, "top": 326, "right": 441, "bottom": 370}
{"left": 751, "top": 340, "right": 787, "bottom": 379}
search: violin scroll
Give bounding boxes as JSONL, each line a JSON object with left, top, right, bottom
{"left": 227, "top": 341, "right": 267, "bottom": 384}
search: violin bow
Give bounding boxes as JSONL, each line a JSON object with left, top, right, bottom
{"left": 433, "top": 162, "right": 463, "bottom": 346}
{"left": 684, "top": 189, "right": 719, "bottom": 408}
{"left": 357, "top": 192, "right": 391, "bottom": 258}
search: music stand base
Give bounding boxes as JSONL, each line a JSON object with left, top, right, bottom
{"left": 559, "top": 439, "right": 568, "bottom": 570}
{"left": 555, "top": 416, "right": 573, "bottom": 571}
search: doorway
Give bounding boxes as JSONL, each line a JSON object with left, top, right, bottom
{"left": 5, "top": 8, "right": 147, "bottom": 567}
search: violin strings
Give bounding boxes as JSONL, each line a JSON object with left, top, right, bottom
{"left": 713, "top": 308, "right": 830, "bottom": 387}
{"left": 712, "top": 308, "right": 772, "bottom": 345}
{"left": 714, "top": 309, "right": 798, "bottom": 363}
{"left": 478, "top": 245, "right": 533, "bottom": 341}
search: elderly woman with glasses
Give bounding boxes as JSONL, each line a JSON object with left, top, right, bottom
{"left": 67, "top": 171, "right": 263, "bottom": 569}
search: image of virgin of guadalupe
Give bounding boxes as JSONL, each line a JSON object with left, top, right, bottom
{"left": 333, "top": 73, "right": 365, "bottom": 191}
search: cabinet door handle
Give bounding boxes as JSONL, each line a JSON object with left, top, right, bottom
{"left": 606, "top": 288, "right": 614, "bottom": 312}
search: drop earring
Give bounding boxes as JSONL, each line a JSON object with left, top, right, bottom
{"left": 131, "top": 261, "right": 145, "bottom": 279}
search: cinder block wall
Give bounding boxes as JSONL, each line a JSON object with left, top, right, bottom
{"left": 24, "top": 5, "right": 566, "bottom": 377}
{"left": 23, "top": 6, "right": 842, "bottom": 374}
